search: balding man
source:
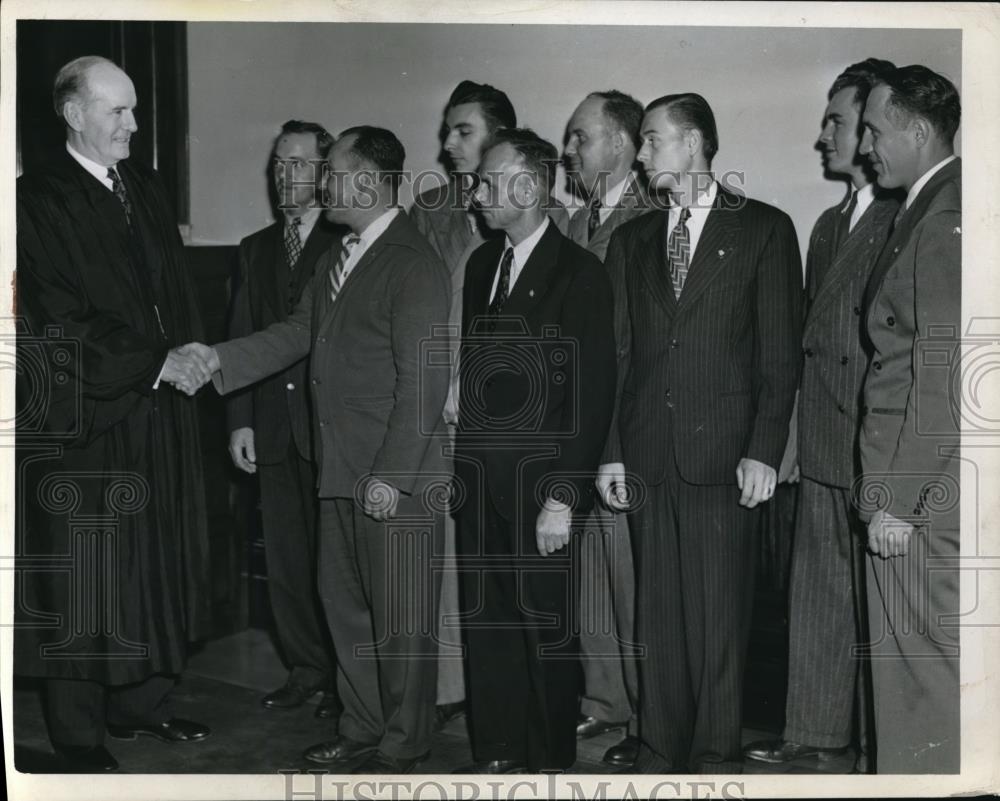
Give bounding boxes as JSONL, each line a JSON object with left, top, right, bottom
{"left": 16, "top": 56, "right": 212, "bottom": 772}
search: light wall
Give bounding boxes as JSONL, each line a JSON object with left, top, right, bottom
{"left": 186, "top": 22, "right": 961, "bottom": 255}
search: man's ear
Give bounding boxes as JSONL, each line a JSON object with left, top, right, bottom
{"left": 611, "top": 128, "right": 628, "bottom": 157}
{"left": 512, "top": 172, "right": 536, "bottom": 206}
{"left": 911, "top": 115, "right": 931, "bottom": 148}
{"left": 63, "top": 101, "right": 85, "bottom": 133}
{"left": 685, "top": 127, "right": 703, "bottom": 158}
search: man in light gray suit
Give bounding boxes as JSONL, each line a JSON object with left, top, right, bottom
{"left": 186, "top": 127, "right": 450, "bottom": 774}
{"left": 562, "top": 89, "right": 651, "bottom": 768}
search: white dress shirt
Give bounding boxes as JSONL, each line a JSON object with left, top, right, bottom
{"left": 66, "top": 142, "right": 116, "bottom": 190}
{"left": 905, "top": 155, "right": 957, "bottom": 210}
{"left": 668, "top": 178, "right": 718, "bottom": 258}
{"left": 847, "top": 182, "right": 876, "bottom": 232}
{"left": 489, "top": 216, "right": 551, "bottom": 302}
{"left": 339, "top": 207, "right": 401, "bottom": 283}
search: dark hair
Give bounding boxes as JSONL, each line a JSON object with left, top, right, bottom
{"left": 588, "top": 90, "right": 644, "bottom": 150}
{"left": 878, "top": 65, "right": 961, "bottom": 142}
{"left": 828, "top": 58, "right": 896, "bottom": 107}
{"left": 52, "top": 55, "right": 117, "bottom": 117}
{"left": 645, "top": 93, "right": 719, "bottom": 163}
{"left": 279, "top": 119, "right": 334, "bottom": 157}
{"left": 338, "top": 125, "right": 406, "bottom": 189}
{"left": 446, "top": 80, "right": 517, "bottom": 133}
{"left": 488, "top": 127, "right": 559, "bottom": 198}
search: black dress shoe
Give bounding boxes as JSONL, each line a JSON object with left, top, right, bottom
{"left": 743, "top": 739, "right": 847, "bottom": 764}
{"left": 576, "top": 714, "right": 627, "bottom": 739}
{"left": 433, "top": 701, "right": 466, "bottom": 732}
{"left": 603, "top": 734, "right": 640, "bottom": 767}
{"left": 315, "top": 690, "right": 343, "bottom": 720}
{"left": 452, "top": 759, "right": 527, "bottom": 774}
{"left": 303, "top": 736, "right": 378, "bottom": 765}
{"left": 107, "top": 718, "right": 210, "bottom": 743}
{"left": 262, "top": 682, "right": 319, "bottom": 709}
{"left": 54, "top": 744, "right": 119, "bottom": 772}
{"left": 351, "top": 750, "right": 430, "bottom": 774}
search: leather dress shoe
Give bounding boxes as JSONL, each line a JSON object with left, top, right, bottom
{"left": 603, "top": 734, "right": 640, "bottom": 767}
{"left": 434, "top": 701, "right": 466, "bottom": 732}
{"left": 54, "top": 744, "right": 119, "bottom": 772}
{"left": 107, "top": 718, "right": 210, "bottom": 743}
{"left": 576, "top": 714, "right": 627, "bottom": 739}
{"left": 315, "top": 690, "right": 343, "bottom": 720}
{"left": 351, "top": 750, "right": 430, "bottom": 774}
{"left": 452, "top": 759, "right": 527, "bottom": 774}
{"left": 743, "top": 739, "right": 847, "bottom": 764}
{"left": 262, "top": 682, "right": 319, "bottom": 709}
{"left": 303, "top": 736, "right": 378, "bottom": 765}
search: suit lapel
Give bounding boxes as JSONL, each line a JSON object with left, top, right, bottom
{"left": 634, "top": 212, "right": 677, "bottom": 316}
{"left": 501, "top": 222, "right": 562, "bottom": 320}
{"left": 262, "top": 224, "right": 287, "bottom": 319}
{"left": 295, "top": 220, "right": 336, "bottom": 295}
{"left": 675, "top": 189, "right": 742, "bottom": 312}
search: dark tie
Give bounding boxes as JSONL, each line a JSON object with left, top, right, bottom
{"left": 487, "top": 247, "right": 514, "bottom": 330}
{"left": 587, "top": 197, "right": 602, "bottom": 241}
{"left": 836, "top": 189, "right": 858, "bottom": 254}
{"left": 284, "top": 217, "right": 303, "bottom": 268}
{"left": 666, "top": 207, "right": 692, "bottom": 298}
{"left": 107, "top": 167, "right": 133, "bottom": 228}
{"left": 328, "top": 234, "right": 361, "bottom": 302}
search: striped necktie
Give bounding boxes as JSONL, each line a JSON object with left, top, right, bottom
{"left": 486, "top": 247, "right": 514, "bottom": 332}
{"left": 666, "top": 206, "right": 692, "bottom": 298}
{"left": 587, "top": 196, "right": 602, "bottom": 241}
{"left": 284, "top": 217, "right": 303, "bottom": 268}
{"left": 328, "top": 234, "right": 361, "bottom": 302}
{"left": 107, "top": 167, "right": 133, "bottom": 228}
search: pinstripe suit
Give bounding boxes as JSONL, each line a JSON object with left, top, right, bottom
{"left": 604, "top": 185, "right": 803, "bottom": 772}
{"left": 783, "top": 188, "right": 898, "bottom": 751}
{"left": 567, "top": 174, "right": 653, "bottom": 729}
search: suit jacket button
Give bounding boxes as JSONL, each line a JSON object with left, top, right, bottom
{"left": 841, "top": 356, "right": 849, "bottom": 365}
{"left": 804, "top": 348, "right": 814, "bottom": 358}
{"left": 670, "top": 339, "right": 679, "bottom": 348}
{"left": 873, "top": 361, "right": 882, "bottom": 371}
{"left": 317, "top": 336, "right": 326, "bottom": 344}
{"left": 838, "top": 403, "right": 846, "bottom": 413}
{"left": 665, "top": 388, "right": 671, "bottom": 398}
{"left": 286, "top": 382, "right": 295, "bottom": 391}
{"left": 853, "top": 306, "right": 861, "bottom": 316}
{"left": 887, "top": 316, "right": 895, "bottom": 326}
{"left": 319, "top": 420, "right": 326, "bottom": 427}
{"left": 311, "top": 378, "right": 319, "bottom": 385}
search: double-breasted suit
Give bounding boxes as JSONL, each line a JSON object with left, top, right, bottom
{"left": 455, "top": 221, "right": 616, "bottom": 770}
{"left": 782, "top": 186, "right": 898, "bottom": 753}
{"left": 857, "top": 157, "right": 961, "bottom": 773}
{"left": 604, "top": 185, "right": 803, "bottom": 772}
{"left": 214, "top": 211, "right": 451, "bottom": 759}
{"left": 226, "top": 215, "right": 341, "bottom": 694}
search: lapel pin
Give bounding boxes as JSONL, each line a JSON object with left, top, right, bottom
{"left": 718, "top": 249, "right": 725, "bottom": 258}
{"left": 529, "top": 289, "right": 535, "bottom": 297}
{"left": 953, "top": 227, "right": 961, "bottom": 235}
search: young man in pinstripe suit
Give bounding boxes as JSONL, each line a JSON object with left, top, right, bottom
{"left": 744, "top": 58, "right": 898, "bottom": 772}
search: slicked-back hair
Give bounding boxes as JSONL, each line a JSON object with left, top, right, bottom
{"left": 338, "top": 125, "right": 406, "bottom": 191}
{"left": 488, "top": 127, "right": 559, "bottom": 199}
{"left": 828, "top": 57, "right": 897, "bottom": 108}
{"left": 446, "top": 80, "right": 517, "bottom": 133}
{"left": 52, "top": 55, "right": 118, "bottom": 118}
{"left": 588, "top": 89, "right": 644, "bottom": 150}
{"left": 645, "top": 92, "right": 719, "bottom": 164}
{"left": 878, "top": 64, "right": 961, "bottom": 142}
{"left": 279, "top": 119, "right": 334, "bottom": 158}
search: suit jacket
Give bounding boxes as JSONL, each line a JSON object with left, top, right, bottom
{"left": 858, "top": 158, "right": 961, "bottom": 528}
{"left": 455, "top": 221, "right": 617, "bottom": 522}
{"left": 603, "top": 186, "right": 804, "bottom": 487}
{"left": 798, "top": 189, "right": 899, "bottom": 488}
{"left": 213, "top": 211, "right": 451, "bottom": 499}
{"left": 567, "top": 173, "right": 656, "bottom": 262}
{"left": 226, "top": 217, "right": 341, "bottom": 463}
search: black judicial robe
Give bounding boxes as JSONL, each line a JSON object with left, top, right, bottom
{"left": 15, "top": 150, "right": 211, "bottom": 684}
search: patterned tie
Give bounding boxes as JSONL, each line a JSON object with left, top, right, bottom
{"left": 666, "top": 207, "right": 692, "bottom": 298}
{"left": 284, "top": 217, "right": 303, "bottom": 268}
{"left": 487, "top": 247, "right": 514, "bottom": 330}
{"left": 107, "top": 167, "right": 133, "bottom": 228}
{"left": 587, "top": 196, "right": 602, "bottom": 242}
{"left": 328, "top": 234, "right": 361, "bottom": 302}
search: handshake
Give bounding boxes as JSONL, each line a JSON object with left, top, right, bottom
{"left": 160, "top": 342, "right": 220, "bottom": 396}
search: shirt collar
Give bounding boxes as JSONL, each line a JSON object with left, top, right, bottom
{"left": 505, "top": 216, "right": 550, "bottom": 267}
{"left": 599, "top": 173, "right": 634, "bottom": 209}
{"left": 66, "top": 141, "right": 116, "bottom": 189}
{"left": 672, "top": 178, "right": 718, "bottom": 221}
{"left": 906, "top": 155, "right": 957, "bottom": 209}
{"left": 286, "top": 207, "right": 321, "bottom": 240}
{"left": 355, "top": 207, "right": 400, "bottom": 249}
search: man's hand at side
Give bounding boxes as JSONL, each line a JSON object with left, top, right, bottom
{"left": 362, "top": 476, "right": 401, "bottom": 522}
{"left": 595, "top": 462, "right": 630, "bottom": 511}
{"left": 736, "top": 457, "right": 777, "bottom": 508}
{"left": 536, "top": 498, "right": 572, "bottom": 556}
{"left": 229, "top": 427, "right": 257, "bottom": 474}
{"left": 867, "top": 509, "right": 914, "bottom": 558}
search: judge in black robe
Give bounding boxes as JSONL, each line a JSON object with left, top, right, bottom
{"left": 15, "top": 56, "right": 211, "bottom": 767}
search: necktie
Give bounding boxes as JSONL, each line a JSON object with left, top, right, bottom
{"left": 836, "top": 189, "right": 858, "bottom": 254}
{"left": 487, "top": 247, "right": 514, "bottom": 330}
{"left": 108, "top": 167, "right": 133, "bottom": 228}
{"left": 666, "top": 207, "right": 692, "bottom": 298}
{"left": 328, "top": 234, "right": 361, "bottom": 302}
{"left": 284, "top": 217, "right": 303, "bottom": 268}
{"left": 587, "top": 196, "right": 602, "bottom": 242}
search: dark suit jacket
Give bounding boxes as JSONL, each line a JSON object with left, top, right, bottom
{"left": 226, "top": 217, "right": 341, "bottom": 463}
{"left": 603, "top": 186, "right": 804, "bottom": 487}
{"left": 213, "top": 211, "right": 451, "bottom": 498}
{"left": 455, "top": 221, "right": 617, "bottom": 523}
{"left": 858, "top": 158, "right": 961, "bottom": 528}
{"left": 799, "top": 189, "right": 899, "bottom": 488}
{"left": 566, "top": 173, "right": 656, "bottom": 262}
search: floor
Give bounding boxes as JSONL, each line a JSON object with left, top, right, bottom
{"left": 12, "top": 627, "right": 858, "bottom": 775}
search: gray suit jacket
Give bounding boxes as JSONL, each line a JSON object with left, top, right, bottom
{"left": 213, "top": 211, "right": 451, "bottom": 498}
{"left": 566, "top": 173, "right": 655, "bottom": 262}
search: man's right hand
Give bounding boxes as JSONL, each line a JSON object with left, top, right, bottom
{"left": 229, "top": 427, "right": 257, "bottom": 474}
{"left": 595, "top": 462, "right": 630, "bottom": 511}
{"left": 160, "top": 344, "right": 217, "bottom": 396}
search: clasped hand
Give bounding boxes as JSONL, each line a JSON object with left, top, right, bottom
{"left": 160, "top": 342, "right": 220, "bottom": 396}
